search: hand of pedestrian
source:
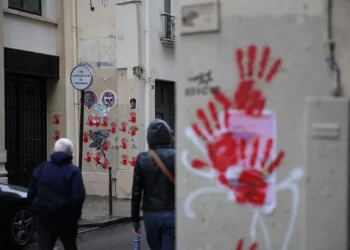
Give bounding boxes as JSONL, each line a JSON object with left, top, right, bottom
{"left": 133, "top": 226, "right": 141, "bottom": 235}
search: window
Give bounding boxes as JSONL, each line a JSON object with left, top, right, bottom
{"left": 9, "top": 0, "right": 41, "bottom": 15}
{"left": 164, "top": 0, "right": 171, "bottom": 14}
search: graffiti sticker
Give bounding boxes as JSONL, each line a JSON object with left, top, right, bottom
{"left": 84, "top": 91, "right": 98, "bottom": 110}
{"left": 100, "top": 90, "right": 117, "bottom": 112}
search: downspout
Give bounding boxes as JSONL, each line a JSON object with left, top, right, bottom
{"left": 144, "top": 0, "right": 151, "bottom": 150}
{"left": 72, "top": 0, "right": 80, "bottom": 164}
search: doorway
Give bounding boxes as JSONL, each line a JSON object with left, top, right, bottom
{"left": 155, "top": 80, "right": 175, "bottom": 132}
{"left": 5, "top": 73, "right": 47, "bottom": 187}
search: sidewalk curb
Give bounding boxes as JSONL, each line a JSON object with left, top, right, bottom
{"left": 79, "top": 216, "right": 131, "bottom": 228}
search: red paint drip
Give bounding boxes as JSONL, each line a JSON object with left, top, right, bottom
{"left": 258, "top": 46, "right": 270, "bottom": 79}
{"left": 236, "top": 239, "right": 244, "bottom": 250}
{"left": 261, "top": 138, "right": 273, "bottom": 168}
{"left": 268, "top": 150, "right": 285, "bottom": 174}
{"left": 236, "top": 49, "right": 245, "bottom": 80}
{"left": 250, "top": 242, "right": 258, "bottom": 250}
{"left": 248, "top": 45, "right": 257, "bottom": 78}
{"left": 250, "top": 138, "right": 260, "bottom": 167}
{"left": 191, "top": 159, "right": 208, "bottom": 169}
{"left": 218, "top": 174, "right": 234, "bottom": 190}
{"left": 192, "top": 124, "right": 207, "bottom": 142}
{"left": 208, "top": 101, "right": 220, "bottom": 130}
{"left": 265, "top": 58, "right": 282, "bottom": 83}
{"left": 197, "top": 109, "right": 213, "bottom": 136}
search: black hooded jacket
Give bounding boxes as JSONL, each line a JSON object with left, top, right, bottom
{"left": 131, "top": 119, "right": 175, "bottom": 225}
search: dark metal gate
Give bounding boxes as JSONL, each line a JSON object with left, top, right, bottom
{"left": 5, "top": 73, "right": 47, "bottom": 187}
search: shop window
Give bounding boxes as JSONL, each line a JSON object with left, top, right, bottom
{"left": 9, "top": 0, "right": 41, "bottom": 15}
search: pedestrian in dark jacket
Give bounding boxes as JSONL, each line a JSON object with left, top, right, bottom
{"left": 131, "top": 119, "right": 175, "bottom": 250}
{"left": 27, "top": 138, "right": 86, "bottom": 250}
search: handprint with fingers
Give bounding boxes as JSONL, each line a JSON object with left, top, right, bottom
{"left": 83, "top": 132, "right": 89, "bottom": 143}
{"left": 94, "top": 152, "right": 102, "bottom": 163}
{"left": 235, "top": 238, "right": 258, "bottom": 250}
{"left": 102, "top": 158, "right": 110, "bottom": 169}
{"left": 120, "top": 138, "right": 128, "bottom": 149}
{"left": 129, "top": 126, "right": 138, "bottom": 137}
{"left": 233, "top": 45, "right": 282, "bottom": 116}
{"left": 52, "top": 114, "right": 60, "bottom": 125}
{"left": 85, "top": 152, "right": 92, "bottom": 163}
{"left": 111, "top": 122, "right": 117, "bottom": 134}
{"left": 95, "top": 116, "right": 101, "bottom": 127}
{"left": 102, "top": 116, "right": 109, "bottom": 127}
{"left": 129, "top": 157, "right": 136, "bottom": 167}
{"left": 129, "top": 112, "right": 137, "bottom": 123}
{"left": 103, "top": 140, "right": 111, "bottom": 151}
{"left": 120, "top": 154, "right": 128, "bottom": 166}
{"left": 53, "top": 130, "right": 60, "bottom": 141}
{"left": 86, "top": 115, "right": 95, "bottom": 127}
{"left": 119, "top": 122, "right": 127, "bottom": 132}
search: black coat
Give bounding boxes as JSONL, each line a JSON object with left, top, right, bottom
{"left": 131, "top": 119, "right": 175, "bottom": 225}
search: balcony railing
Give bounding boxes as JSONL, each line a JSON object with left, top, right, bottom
{"left": 160, "top": 13, "right": 176, "bottom": 47}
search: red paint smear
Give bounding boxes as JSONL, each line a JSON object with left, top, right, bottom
{"left": 250, "top": 138, "right": 260, "bottom": 167}
{"left": 212, "top": 90, "right": 231, "bottom": 128}
{"left": 208, "top": 101, "right": 220, "bottom": 130}
{"left": 191, "top": 159, "right": 208, "bottom": 169}
{"left": 258, "top": 46, "right": 270, "bottom": 79}
{"left": 265, "top": 58, "right": 282, "bottom": 83}
{"left": 197, "top": 109, "right": 213, "bottom": 136}
{"left": 240, "top": 138, "right": 247, "bottom": 162}
{"left": 234, "top": 80, "right": 255, "bottom": 110}
{"left": 250, "top": 242, "right": 258, "bottom": 250}
{"left": 236, "top": 239, "right": 244, "bottom": 250}
{"left": 261, "top": 138, "right": 273, "bottom": 168}
{"left": 267, "top": 150, "right": 285, "bottom": 174}
{"left": 218, "top": 174, "right": 235, "bottom": 190}
{"left": 236, "top": 49, "right": 245, "bottom": 80}
{"left": 192, "top": 124, "right": 207, "bottom": 142}
{"left": 247, "top": 45, "right": 257, "bottom": 78}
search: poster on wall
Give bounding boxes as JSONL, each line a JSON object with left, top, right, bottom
{"left": 84, "top": 91, "right": 98, "bottom": 110}
{"left": 99, "top": 90, "right": 117, "bottom": 112}
{"left": 224, "top": 109, "right": 277, "bottom": 214}
{"left": 129, "top": 98, "right": 137, "bottom": 110}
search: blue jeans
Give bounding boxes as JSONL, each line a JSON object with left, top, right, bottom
{"left": 143, "top": 212, "right": 175, "bottom": 250}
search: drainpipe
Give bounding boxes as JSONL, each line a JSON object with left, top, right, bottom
{"left": 144, "top": 0, "right": 151, "bottom": 150}
{"left": 72, "top": 0, "right": 80, "bottom": 164}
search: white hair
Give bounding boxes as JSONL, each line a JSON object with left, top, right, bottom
{"left": 54, "top": 138, "right": 74, "bottom": 153}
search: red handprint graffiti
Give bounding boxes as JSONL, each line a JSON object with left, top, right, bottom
{"left": 83, "top": 132, "right": 89, "bottom": 143}
{"left": 111, "top": 122, "right": 117, "bottom": 134}
{"left": 235, "top": 238, "right": 258, "bottom": 250}
{"left": 120, "top": 138, "right": 128, "bottom": 149}
{"left": 86, "top": 115, "right": 95, "bottom": 127}
{"left": 102, "top": 116, "right": 109, "bottom": 127}
{"left": 95, "top": 116, "right": 101, "bottom": 127}
{"left": 233, "top": 45, "right": 282, "bottom": 116}
{"left": 85, "top": 152, "right": 92, "bottom": 163}
{"left": 103, "top": 140, "right": 111, "bottom": 151}
{"left": 129, "top": 112, "right": 137, "bottom": 123}
{"left": 129, "top": 157, "right": 136, "bottom": 167}
{"left": 119, "top": 122, "right": 127, "bottom": 132}
{"left": 102, "top": 158, "right": 110, "bottom": 169}
{"left": 129, "top": 126, "right": 137, "bottom": 137}
{"left": 120, "top": 154, "right": 128, "bottom": 166}
{"left": 189, "top": 90, "right": 285, "bottom": 207}
{"left": 94, "top": 152, "right": 102, "bottom": 163}
{"left": 52, "top": 114, "right": 60, "bottom": 125}
{"left": 53, "top": 130, "right": 60, "bottom": 141}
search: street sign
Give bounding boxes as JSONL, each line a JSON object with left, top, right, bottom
{"left": 70, "top": 64, "right": 93, "bottom": 91}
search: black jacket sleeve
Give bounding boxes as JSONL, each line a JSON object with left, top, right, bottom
{"left": 131, "top": 155, "right": 143, "bottom": 226}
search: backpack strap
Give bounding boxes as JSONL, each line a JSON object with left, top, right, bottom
{"left": 148, "top": 149, "right": 175, "bottom": 185}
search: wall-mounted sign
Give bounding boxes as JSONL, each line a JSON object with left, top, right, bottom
{"left": 70, "top": 64, "right": 93, "bottom": 91}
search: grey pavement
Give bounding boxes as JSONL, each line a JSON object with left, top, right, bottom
{"left": 24, "top": 222, "right": 149, "bottom": 250}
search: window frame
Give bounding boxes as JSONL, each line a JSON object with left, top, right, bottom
{"left": 8, "top": 0, "right": 42, "bottom": 16}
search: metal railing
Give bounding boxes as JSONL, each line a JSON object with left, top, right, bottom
{"left": 161, "top": 13, "right": 176, "bottom": 43}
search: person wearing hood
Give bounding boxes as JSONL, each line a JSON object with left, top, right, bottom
{"left": 27, "top": 138, "right": 86, "bottom": 250}
{"left": 131, "top": 119, "right": 175, "bottom": 250}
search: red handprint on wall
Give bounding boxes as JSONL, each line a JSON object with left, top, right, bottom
{"left": 119, "top": 122, "right": 127, "bottom": 132}
{"left": 103, "top": 140, "right": 111, "bottom": 151}
{"left": 120, "top": 154, "right": 128, "bottom": 166}
{"left": 189, "top": 90, "right": 285, "bottom": 207}
{"left": 235, "top": 238, "right": 258, "bottom": 250}
{"left": 102, "top": 158, "right": 110, "bottom": 169}
{"left": 102, "top": 116, "right": 109, "bottom": 127}
{"left": 129, "top": 126, "right": 137, "bottom": 137}
{"left": 129, "top": 157, "right": 136, "bottom": 167}
{"left": 85, "top": 152, "right": 92, "bottom": 163}
{"left": 83, "top": 132, "right": 89, "bottom": 143}
{"left": 86, "top": 115, "right": 94, "bottom": 127}
{"left": 53, "top": 130, "right": 60, "bottom": 141}
{"left": 95, "top": 116, "right": 101, "bottom": 127}
{"left": 111, "top": 122, "right": 117, "bottom": 134}
{"left": 129, "top": 112, "right": 137, "bottom": 123}
{"left": 120, "top": 138, "right": 128, "bottom": 149}
{"left": 52, "top": 114, "right": 60, "bottom": 125}
{"left": 233, "top": 45, "right": 282, "bottom": 116}
{"left": 94, "top": 152, "right": 102, "bottom": 163}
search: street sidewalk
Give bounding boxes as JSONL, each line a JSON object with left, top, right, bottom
{"left": 79, "top": 195, "right": 132, "bottom": 228}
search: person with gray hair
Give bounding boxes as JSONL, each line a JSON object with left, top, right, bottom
{"left": 27, "top": 138, "right": 86, "bottom": 250}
